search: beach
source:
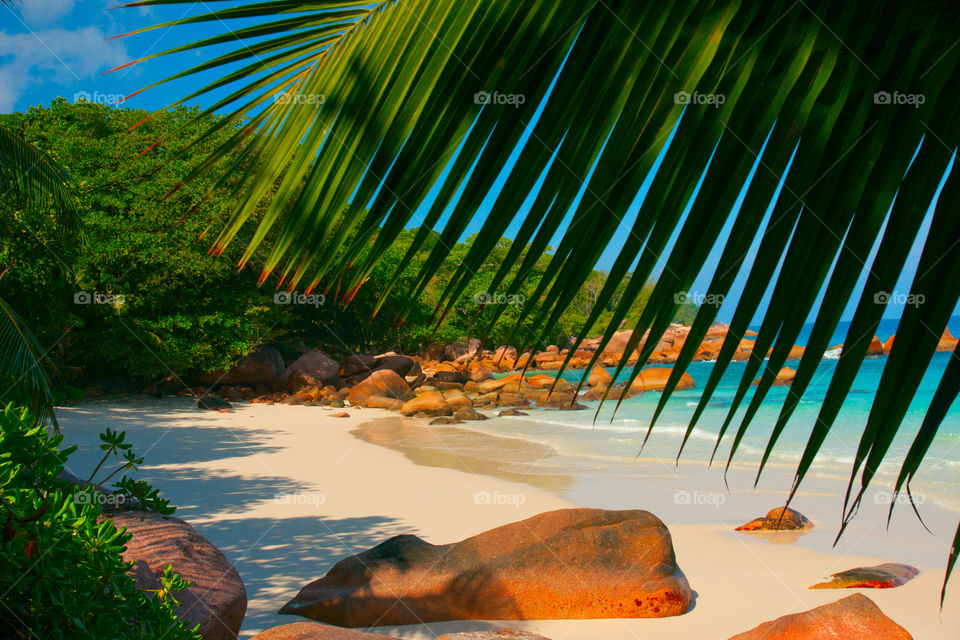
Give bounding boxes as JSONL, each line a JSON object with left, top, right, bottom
{"left": 57, "top": 398, "right": 960, "bottom": 639}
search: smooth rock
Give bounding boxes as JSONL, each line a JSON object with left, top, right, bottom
{"left": 727, "top": 594, "right": 911, "bottom": 639}
{"left": 110, "top": 511, "right": 246, "bottom": 640}
{"left": 809, "top": 563, "right": 919, "bottom": 589}
{"left": 454, "top": 408, "right": 488, "bottom": 421}
{"left": 329, "top": 412, "right": 350, "bottom": 418}
{"left": 279, "top": 508, "right": 691, "bottom": 626}
{"left": 498, "top": 409, "right": 529, "bottom": 417}
{"left": 201, "top": 345, "right": 285, "bottom": 386}
{"left": 283, "top": 351, "right": 341, "bottom": 391}
{"left": 345, "top": 370, "right": 413, "bottom": 407}
{"left": 372, "top": 355, "right": 415, "bottom": 378}
{"left": 736, "top": 507, "right": 813, "bottom": 531}
{"left": 587, "top": 367, "right": 613, "bottom": 388}
{"left": 400, "top": 391, "right": 452, "bottom": 417}
{"left": 437, "top": 632, "right": 552, "bottom": 640}
{"left": 250, "top": 622, "right": 398, "bottom": 639}
{"left": 751, "top": 366, "right": 796, "bottom": 386}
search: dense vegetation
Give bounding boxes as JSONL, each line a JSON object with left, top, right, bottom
{"left": 0, "top": 100, "right": 695, "bottom": 390}
{"left": 0, "top": 403, "right": 197, "bottom": 639}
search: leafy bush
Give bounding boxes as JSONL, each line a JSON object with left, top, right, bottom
{"left": 0, "top": 404, "right": 198, "bottom": 639}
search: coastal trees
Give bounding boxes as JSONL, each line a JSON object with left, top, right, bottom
{"left": 118, "top": 0, "right": 960, "bottom": 593}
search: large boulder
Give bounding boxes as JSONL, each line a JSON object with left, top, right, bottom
{"left": 727, "top": 594, "right": 911, "bottom": 639}
{"left": 601, "top": 330, "right": 635, "bottom": 356}
{"left": 372, "top": 355, "right": 416, "bottom": 378}
{"left": 340, "top": 354, "right": 378, "bottom": 380}
{"left": 282, "top": 351, "right": 341, "bottom": 391}
{"left": 400, "top": 391, "right": 452, "bottom": 417}
{"left": 345, "top": 370, "right": 413, "bottom": 407}
{"left": 866, "top": 335, "right": 885, "bottom": 356}
{"left": 438, "top": 632, "right": 552, "bottom": 640}
{"left": 201, "top": 345, "right": 285, "bottom": 386}
{"left": 625, "top": 368, "right": 694, "bottom": 396}
{"left": 736, "top": 507, "right": 812, "bottom": 531}
{"left": 587, "top": 367, "right": 613, "bottom": 388}
{"left": 751, "top": 367, "right": 796, "bottom": 386}
{"left": 251, "top": 623, "right": 398, "bottom": 639}
{"left": 809, "top": 563, "right": 919, "bottom": 589}
{"left": 279, "top": 508, "right": 691, "bottom": 626}
{"left": 466, "top": 361, "right": 494, "bottom": 382}
{"left": 110, "top": 511, "right": 246, "bottom": 640}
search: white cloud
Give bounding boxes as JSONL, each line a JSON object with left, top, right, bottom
{"left": 20, "top": 0, "right": 76, "bottom": 26}
{"left": 0, "top": 26, "right": 128, "bottom": 111}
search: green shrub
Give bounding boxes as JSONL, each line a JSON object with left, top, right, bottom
{"left": 0, "top": 404, "right": 198, "bottom": 639}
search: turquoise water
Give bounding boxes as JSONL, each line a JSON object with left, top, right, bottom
{"left": 476, "top": 320, "right": 960, "bottom": 512}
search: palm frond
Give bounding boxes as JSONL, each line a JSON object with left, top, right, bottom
{"left": 0, "top": 126, "right": 83, "bottom": 236}
{"left": 0, "top": 297, "right": 57, "bottom": 428}
{"left": 121, "top": 0, "right": 960, "bottom": 592}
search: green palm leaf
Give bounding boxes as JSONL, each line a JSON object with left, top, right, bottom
{"left": 120, "top": 0, "right": 960, "bottom": 595}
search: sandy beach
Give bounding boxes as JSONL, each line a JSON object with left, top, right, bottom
{"left": 57, "top": 398, "right": 960, "bottom": 639}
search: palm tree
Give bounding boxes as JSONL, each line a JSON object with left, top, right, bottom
{"left": 117, "top": 0, "right": 959, "bottom": 597}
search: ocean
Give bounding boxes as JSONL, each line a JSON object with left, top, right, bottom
{"left": 470, "top": 318, "right": 960, "bottom": 514}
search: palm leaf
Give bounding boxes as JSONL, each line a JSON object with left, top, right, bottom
{"left": 0, "top": 126, "right": 83, "bottom": 235}
{"left": 0, "top": 297, "right": 58, "bottom": 428}
{"left": 120, "top": 0, "right": 960, "bottom": 594}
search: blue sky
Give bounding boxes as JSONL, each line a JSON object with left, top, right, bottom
{"left": 2, "top": 1, "right": 954, "bottom": 326}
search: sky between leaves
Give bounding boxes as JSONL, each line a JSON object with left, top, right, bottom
{"left": 1, "top": 0, "right": 955, "bottom": 326}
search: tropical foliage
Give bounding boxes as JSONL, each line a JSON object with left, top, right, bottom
{"left": 0, "top": 403, "right": 197, "bottom": 639}
{"left": 119, "top": 0, "right": 960, "bottom": 594}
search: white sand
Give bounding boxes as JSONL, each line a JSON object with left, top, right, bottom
{"left": 57, "top": 398, "right": 960, "bottom": 639}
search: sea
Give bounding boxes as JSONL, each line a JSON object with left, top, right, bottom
{"left": 469, "top": 317, "right": 960, "bottom": 514}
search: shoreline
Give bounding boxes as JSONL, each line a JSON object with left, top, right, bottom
{"left": 57, "top": 398, "right": 960, "bottom": 638}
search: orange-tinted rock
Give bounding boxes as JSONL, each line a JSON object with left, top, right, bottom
{"left": 588, "top": 367, "right": 613, "bottom": 388}
{"left": 936, "top": 328, "right": 959, "bottom": 352}
{"left": 438, "top": 631, "right": 553, "bottom": 640}
{"left": 727, "top": 594, "right": 911, "bottom": 640}
{"left": 280, "top": 508, "right": 691, "bottom": 626}
{"left": 110, "top": 511, "right": 246, "bottom": 640}
{"left": 602, "top": 330, "right": 635, "bottom": 356}
{"left": 345, "top": 370, "right": 413, "bottom": 407}
{"left": 735, "top": 507, "right": 812, "bottom": 531}
{"left": 477, "top": 374, "right": 522, "bottom": 394}
{"left": 533, "top": 351, "right": 562, "bottom": 365}
{"left": 809, "top": 563, "right": 919, "bottom": 589}
{"left": 514, "top": 353, "right": 532, "bottom": 369}
{"left": 251, "top": 622, "right": 398, "bottom": 639}
{"left": 732, "top": 339, "right": 755, "bottom": 362}
{"left": 400, "top": 391, "right": 452, "bottom": 417}
{"left": 466, "top": 361, "right": 493, "bottom": 382}
{"left": 441, "top": 389, "right": 473, "bottom": 411}
{"left": 787, "top": 345, "right": 805, "bottom": 360}
{"left": 329, "top": 412, "right": 350, "bottom": 418}
{"left": 866, "top": 335, "right": 885, "bottom": 356}
{"left": 883, "top": 335, "right": 895, "bottom": 354}
{"left": 751, "top": 367, "right": 796, "bottom": 386}
{"left": 745, "top": 329, "right": 759, "bottom": 337}
{"left": 364, "top": 396, "right": 405, "bottom": 411}
{"left": 582, "top": 385, "right": 623, "bottom": 401}
{"left": 625, "top": 368, "right": 695, "bottom": 396}
{"left": 525, "top": 374, "right": 557, "bottom": 389}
